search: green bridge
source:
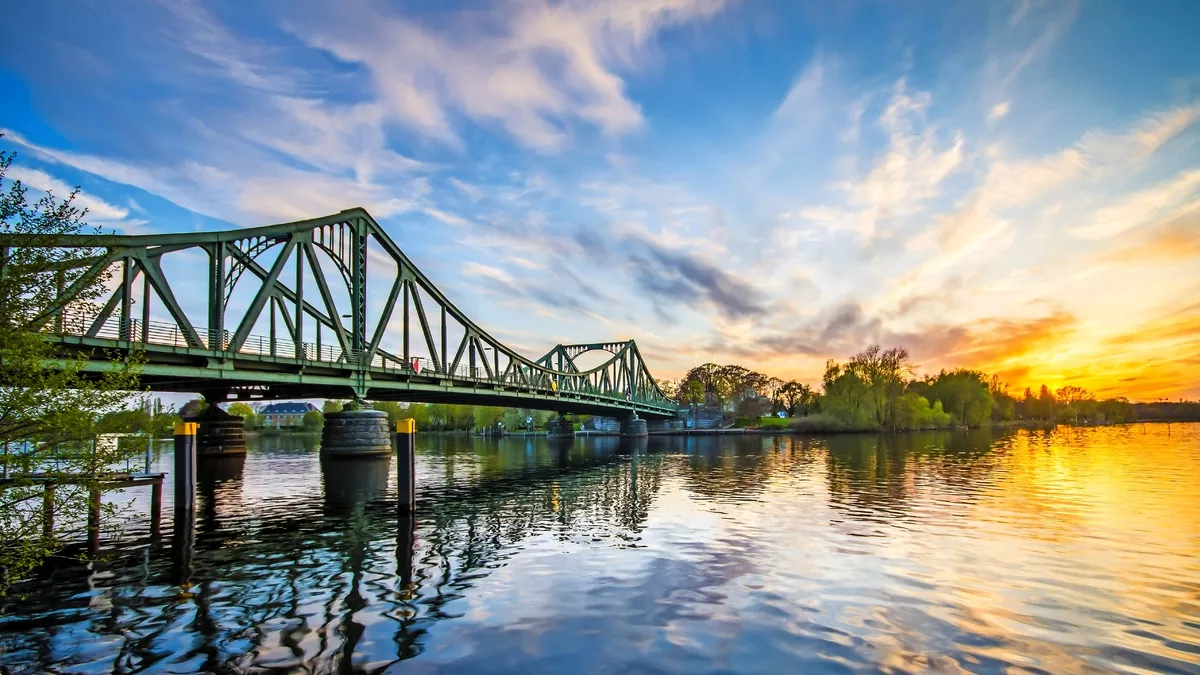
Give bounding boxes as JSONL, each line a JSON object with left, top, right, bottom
{"left": 4, "top": 208, "right": 678, "bottom": 420}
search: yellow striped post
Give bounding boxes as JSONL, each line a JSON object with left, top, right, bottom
{"left": 396, "top": 418, "right": 416, "bottom": 512}
{"left": 173, "top": 421, "right": 198, "bottom": 511}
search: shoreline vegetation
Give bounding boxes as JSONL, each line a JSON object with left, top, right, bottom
{"left": 147, "top": 343, "right": 1200, "bottom": 440}
{"left": 128, "top": 344, "right": 1200, "bottom": 441}
{"left": 659, "top": 345, "right": 1200, "bottom": 435}
{"left": 235, "top": 417, "right": 1189, "bottom": 439}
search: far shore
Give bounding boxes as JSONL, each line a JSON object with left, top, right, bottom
{"left": 235, "top": 418, "right": 1194, "bottom": 441}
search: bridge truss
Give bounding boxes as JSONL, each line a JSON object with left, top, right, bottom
{"left": 1, "top": 208, "right": 677, "bottom": 418}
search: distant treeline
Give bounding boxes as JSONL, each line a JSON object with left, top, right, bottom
{"left": 657, "top": 345, "right": 1177, "bottom": 433}
{"left": 1132, "top": 401, "right": 1200, "bottom": 421}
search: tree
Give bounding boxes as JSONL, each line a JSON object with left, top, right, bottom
{"left": 405, "top": 402, "right": 430, "bottom": 430}
{"left": 226, "top": 402, "right": 255, "bottom": 419}
{"left": 681, "top": 363, "right": 730, "bottom": 406}
{"left": 0, "top": 142, "right": 143, "bottom": 592}
{"left": 1037, "top": 385, "right": 1056, "bottom": 421}
{"left": 302, "top": 410, "right": 323, "bottom": 431}
{"left": 923, "top": 369, "right": 993, "bottom": 427}
{"left": 820, "top": 359, "right": 873, "bottom": 428}
{"left": 322, "top": 400, "right": 344, "bottom": 414}
{"left": 475, "top": 406, "right": 504, "bottom": 430}
{"left": 225, "top": 402, "right": 257, "bottom": 430}
{"left": 778, "top": 380, "right": 816, "bottom": 416}
{"left": 179, "top": 398, "right": 207, "bottom": 419}
{"left": 146, "top": 400, "right": 181, "bottom": 438}
{"left": 97, "top": 408, "right": 151, "bottom": 434}
{"left": 1055, "top": 385, "right": 1092, "bottom": 406}
{"left": 680, "top": 380, "right": 705, "bottom": 406}
{"left": 655, "top": 378, "right": 681, "bottom": 402}
{"left": 846, "top": 345, "right": 911, "bottom": 429}
{"left": 371, "top": 400, "right": 404, "bottom": 427}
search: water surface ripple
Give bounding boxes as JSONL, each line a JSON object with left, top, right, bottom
{"left": 2, "top": 425, "right": 1198, "bottom": 673}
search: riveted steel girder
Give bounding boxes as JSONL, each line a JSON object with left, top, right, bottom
{"left": 3, "top": 208, "right": 678, "bottom": 417}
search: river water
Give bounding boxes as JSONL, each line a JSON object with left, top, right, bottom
{"left": 2, "top": 424, "right": 1198, "bottom": 673}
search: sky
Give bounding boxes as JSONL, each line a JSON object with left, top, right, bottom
{"left": 1, "top": 0, "right": 1198, "bottom": 401}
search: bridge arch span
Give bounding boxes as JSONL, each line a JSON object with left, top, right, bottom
{"left": 2, "top": 208, "right": 678, "bottom": 419}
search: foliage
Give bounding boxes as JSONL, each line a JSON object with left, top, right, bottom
{"left": 777, "top": 380, "right": 817, "bottom": 416}
{"left": 226, "top": 402, "right": 255, "bottom": 419}
{"left": 1131, "top": 400, "right": 1200, "bottom": 421}
{"left": 1010, "top": 386, "right": 1136, "bottom": 423}
{"left": 680, "top": 380, "right": 704, "bottom": 405}
{"left": 322, "top": 400, "right": 344, "bottom": 414}
{"left": 179, "top": 398, "right": 207, "bottom": 419}
{"left": 0, "top": 142, "right": 143, "bottom": 592}
{"left": 302, "top": 410, "right": 323, "bottom": 430}
{"left": 788, "top": 412, "right": 864, "bottom": 433}
{"left": 890, "top": 392, "right": 952, "bottom": 430}
{"left": 370, "top": 401, "right": 405, "bottom": 427}
{"left": 225, "top": 402, "right": 258, "bottom": 430}
{"left": 145, "top": 400, "right": 181, "bottom": 438}
{"left": 655, "top": 378, "right": 681, "bottom": 402}
{"left": 918, "top": 369, "right": 993, "bottom": 427}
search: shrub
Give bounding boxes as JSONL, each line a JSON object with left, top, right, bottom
{"left": 788, "top": 413, "right": 874, "bottom": 433}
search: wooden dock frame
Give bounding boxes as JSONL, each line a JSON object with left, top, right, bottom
{"left": 0, "top": 472, "right": 166, "bottom": 553}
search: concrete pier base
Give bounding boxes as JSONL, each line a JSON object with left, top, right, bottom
{"left": 547, "top": 416, "right": 575, "bottom": 439}
{"left": 620, "top": 417, "right": 648, "bottom": 437}
{"left": 321, "top": 409, "right": 392, "bottom": 457}
{"left": 195, "top": 407, "right": 246, "bottom": 456}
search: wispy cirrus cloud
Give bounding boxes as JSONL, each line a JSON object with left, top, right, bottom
{"left": 285, "top": 0, "right": 733, "bottom": 151}
{"left": 2, "top": 0, "right": 1198, "bottom": 399}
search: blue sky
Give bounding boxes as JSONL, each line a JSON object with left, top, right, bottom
{"left": 2, "top": 0, "right": 1199, "bottom": 398}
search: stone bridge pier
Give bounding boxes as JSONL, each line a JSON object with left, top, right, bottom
{"left": 547, "top": 415, "right": 575, "bottom": 439}
{"left": 192, "top": 392, "right": 246, "bottom": 456}
{"left": 321, "top": 408, "right": 392, "bottom": 457}
{"left": 620, "top": 413, "right": 648, "bottom": 438}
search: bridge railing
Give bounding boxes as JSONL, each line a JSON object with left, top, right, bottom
{"left": 46, "top": 310, "right": 669, "bottom": 407}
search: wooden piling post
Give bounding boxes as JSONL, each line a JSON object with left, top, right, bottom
{"left": 151, "top": 476, "right": 163, "bottom": 536}
{"left": 396, "top": 418, "right": 416, "bottom": 513}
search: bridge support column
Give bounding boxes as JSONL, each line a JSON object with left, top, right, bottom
{"left": 547, "top": 415, "right": 574, "bottom": 440}
{"left": 620, "top": 413, "right": 648, "bottom": 438}
{"left": 396, "top": 418, "right": 416, "bottom": 513}
{"left": 195, "top": 407, "right": 246, "bottom": 456}
{"left": 321, "top": 409, "right": 391, "bottom": 458}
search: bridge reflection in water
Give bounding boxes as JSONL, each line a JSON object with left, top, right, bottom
{"left": 10, "top": 428, "right": 1162, "bottom": 674}
{"left": 0, "top": 435, "right": 668, "bottom": 671}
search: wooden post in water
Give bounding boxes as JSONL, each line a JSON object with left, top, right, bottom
{"left": 396, "top": 418, "right": 416, "bottom": 513}
{"left": 151, "top": 477, "right": 163, "bottom": 537}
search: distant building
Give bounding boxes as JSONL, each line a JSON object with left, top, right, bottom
{"left": 260, "top": 401, "right": 318, "bottom": 428}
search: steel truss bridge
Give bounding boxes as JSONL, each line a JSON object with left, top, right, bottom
{"left": 4, "top": 208, "right": 677, "bottom": 419}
